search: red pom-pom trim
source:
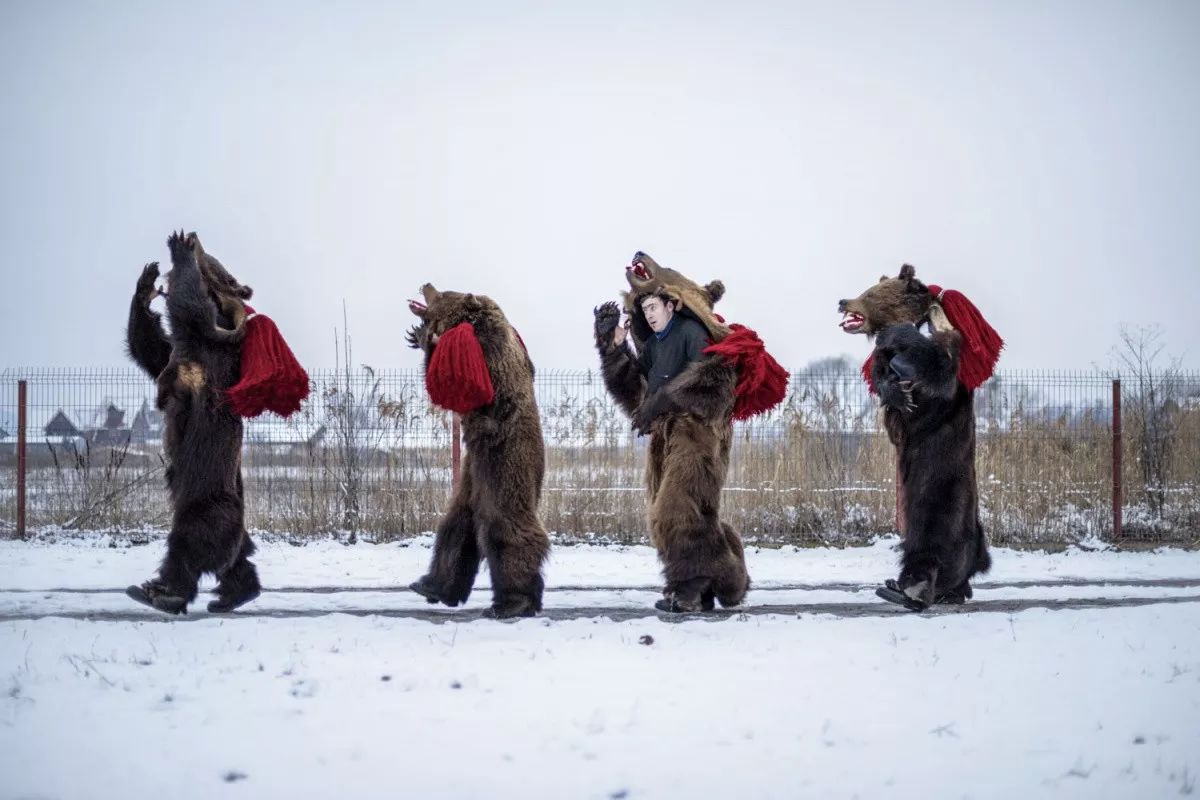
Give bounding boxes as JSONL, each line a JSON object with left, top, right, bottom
{"left": 425, "top": 322, "right": 495, "bottom": 414}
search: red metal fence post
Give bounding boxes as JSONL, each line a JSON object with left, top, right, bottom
{"left": 1112, "top": 378, "right": 1122, "bottom": 540}
{"left": 451, "top": 413, "right": 462, "bottom": 487}
{"left": 17, "top": 379, "right": 28, "bottom": 540}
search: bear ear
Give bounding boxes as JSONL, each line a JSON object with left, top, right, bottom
{"left": 704, "top": 280, "right": 725, "bottom": 305}
{"left": 463, "top": 293, "right": 483, "bottom": 313}
{"left": 879, "top": 275, "right": 890, "bottom": 283}
{"left": 898, "top": 264, "right": 916, "bottom": 280}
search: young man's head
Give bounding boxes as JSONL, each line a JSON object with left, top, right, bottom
{"left": 639, "top": 293, "right": 676, "bottom": 333}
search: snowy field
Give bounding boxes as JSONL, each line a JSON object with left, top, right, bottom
{"left": 2, "top": 535, "right": 1199, "bottom": 799}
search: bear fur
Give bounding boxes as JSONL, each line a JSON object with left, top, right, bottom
{"left": 593, "top": 252, "right": 749, "bottom": 612}
{"left": 871, "top": 323, "right": 991, "bottom": 607}
{"left": 406, "top": 284, "right": 550, "bottom": 618}
{"left": 124, "top": 231, "right": 260, "bottom": 614}
{"left": 839, "top": 264, "right": 992, "bottom": 608}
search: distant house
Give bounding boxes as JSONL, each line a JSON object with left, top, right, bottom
{"left": 82, "top": 403, "right": 132, "bottom": 447}
{"left": 41, "top": 403, "right": 137, "bottom": 448}
{"left": 130, "top": 400, "right": 164, "bottom": 445}
{"left": 243, "top": 421, "right": 326, "bottom": 458}
{"left": 44, "top": 410, "right": 81, "bottom": 439}
{"left": 34, "top": 409, "right": 88, "bottom": 454}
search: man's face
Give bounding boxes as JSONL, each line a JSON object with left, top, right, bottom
{"left": 640, "top": 296, "right": 674, "bottom": 333}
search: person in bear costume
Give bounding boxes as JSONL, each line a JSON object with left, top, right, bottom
{"left": 406, "top": 284, "right": 550, "bottom": 619}
{"left": 593, "top": 252, "right": 787, "bottom": 613}
{"left": 838, "top": 264, "right": 1002, "bottom": 610}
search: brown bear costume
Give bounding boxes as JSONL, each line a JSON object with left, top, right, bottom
{"left": 124, "top": 232, "right": 261, "bottom": 615}
{"left": 406, "top": 284, "right": 550, "bottom": 619}
{"left": 839, "top": 264, "right": 1001, "bottom": 610}
{"left": 593, "top": 252, "right": 786, "bottom": 612}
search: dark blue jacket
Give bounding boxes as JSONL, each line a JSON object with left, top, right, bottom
{"left": 637, "top": 316, "right": 709, "bottom": 395}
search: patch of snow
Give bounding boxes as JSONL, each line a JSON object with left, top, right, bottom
{"left": 1, "top": 536, "right": 1198, "bottom": 799}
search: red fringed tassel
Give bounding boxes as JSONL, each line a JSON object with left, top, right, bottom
{"left": 426, "top": 322, "right": 495, "bottom": 413}
{"left": 927, "top": 285, "right": 1004, "bottom": 391}
{"left": 703, "top": 323, "right": 789, "bottom": 421}
{"left": 227, "top": 306, "right": 311, "bottom": 419}
{"left": 862, "top": 352, "right": 878, "bottom": 395}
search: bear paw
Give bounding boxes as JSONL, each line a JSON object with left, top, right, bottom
{"left": 136, "top": 262, "right": 161, "bottom": 303}
{"left": 166, "top": 229, "right": 195, "bottom": 264}
{"left": 593, "top": 301, "right": 622, "bottom": 348}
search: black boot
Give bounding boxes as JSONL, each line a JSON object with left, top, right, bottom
{"left": 126, "top": 579, "right": 189, "bottom": 615}
{"left": 876, "top": 574, "right": 937, "bottom": 612}
{"left": 410, "top": 575, "right": 457, "bottom": 606}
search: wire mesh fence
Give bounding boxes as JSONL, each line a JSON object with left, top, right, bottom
{"left": 2, "top": 367, "right": 1198, "bottom": 545}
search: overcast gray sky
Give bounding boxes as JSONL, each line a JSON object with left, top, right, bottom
{"left": 1, "top": 0, "right": 1197, "bottom": 372}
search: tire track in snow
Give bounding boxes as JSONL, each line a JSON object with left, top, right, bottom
{"left": 2, "top": 593, "right": 1198, "bottom": 623}
{"left": 4, "top": 577, "right": 1200, "bottom": 594}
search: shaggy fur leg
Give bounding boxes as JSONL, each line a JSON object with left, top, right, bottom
{"left": 209, "top": 535, "right": 261, "bottom": 613}
{"left": 411, "top": 499, "right": 480, "bottom": 607}
{"left": 412, "top": 471, "right": 480, "bottom": 607}
{"left": 657, "top": 527, "right": 748, "bottom": 613}
{"left": 478, "top": 514, "right": 549, "bottom": 619}
{"left": 655, "top": 576, "right": 713, "bottom": 613}
{"left": 935, "top": 581, "right": 972, "bottom": 605}
{"left": 138, "top": 493, "right": 242, "bottom": 614}
{"left": 154, "top": 537, "right": 201, "bottom": 606}
{"left": 973, "top": 525, "right": 993, "bottom": 576}
{"left": 649, "top": 418, "right": 748, "bottom": 611}
{"left": 652, "top": 523, "right": 750, "bottom": 611}
{"left": 713, "top": 523, "right": 750, "bottom": 607}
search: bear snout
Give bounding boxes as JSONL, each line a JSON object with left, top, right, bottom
{"left": 889, "top": 353, "right": 919, "bottom": 382}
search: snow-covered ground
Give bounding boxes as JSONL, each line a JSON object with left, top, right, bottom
{"left": 2, "top": 535, "right": 1199, "bottom": 799}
